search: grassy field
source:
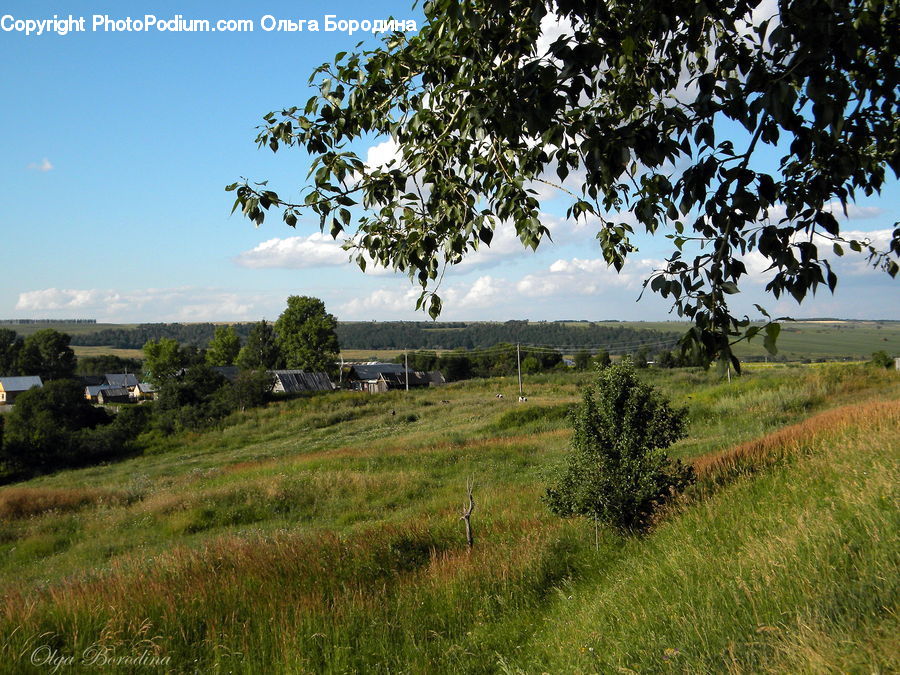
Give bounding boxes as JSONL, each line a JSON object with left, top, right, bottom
{"left": 0, "top": 364, "right": 897, "bottom": 672}
{"left": 69, "top": 346, "right": 145, "bottom": 360}
{"left": 575, "top": 320, "right": 900, "bottom": 360}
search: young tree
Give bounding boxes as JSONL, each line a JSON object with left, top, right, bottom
{"left": 18, "top": 329, "right": 76, "bottom": 380}
{"left": 206, "top": 325, "right": 242, "bottom": 367}
{"left": 573, "top": 350, "right": 592, "bottom": 371}
{"left": 1, "top": 380, "right": 111, "bottom": 473}
{"left": 592, "top": 350, "right": 612, "bottom": 370}
{"left": 545, "top": 362, "right": 694, "bottom": 532}
{"left": 143, "top": 338, "right": 188, "bottom": 387}
{"left": 274, "top": 296, "right": 340, "bottom": 375}
{"left": 228, "top": 0, "right": 898, "bottom": 371}
{"left": 236, "top": 320, "right": 283, "bottom": 371}
{"left": 0, "top": 329, "right": 23, "bottom": 376}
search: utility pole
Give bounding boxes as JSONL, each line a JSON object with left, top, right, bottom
{"left": 516, "top": 343, "right": 523, "bottom": 398}
{"left": 405, "top": 349, "right": 409, "bottom": 391}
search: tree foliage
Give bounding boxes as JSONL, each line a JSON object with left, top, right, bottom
{"left": 0, "top": 380, "right": 114, "bottom": 474}
{"left": 206, "top": 325, "right": 242, "bottom": 367}
{"left": 0, "top": 329, "right": 24, "bottom": 376}
{"left": 142, "top": 338, "right": 202, "bottom": 387}
{"left": 229, "top": 0, "right": 899, "bottom": 370}
{"left": 545, "top": 362, "right": 694, "bottom": 531}
{"left": 17, "top": 329, "right": 77, "bottom": 380}
{"left": 275, "top": 296, "right": 340, "bottom": 375}
{"left": 236, "top": 320, "right": 283, "bottom": 370}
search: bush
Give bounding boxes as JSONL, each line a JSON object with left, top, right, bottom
{"left": 544, "top": 362, "right": 694, "bottom": 532}
{"left": 870, "top": 350, "right": 894, "bottom": 369}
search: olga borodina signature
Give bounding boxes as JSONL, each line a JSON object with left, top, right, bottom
{"left": 30, "top": 643, "right": 171, "bottom": 671}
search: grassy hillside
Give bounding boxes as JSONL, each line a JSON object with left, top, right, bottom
{"left": 0, "top": 365, "right": 897, "bottom": 672}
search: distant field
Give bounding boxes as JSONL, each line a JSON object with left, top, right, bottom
{"left": 579, "top": 320, "right": 900, "bottom": 360}
{"left": 70, "top": 346, "right": 145, "bottom": 359}
{"left": 3, "top": 319, "right": 898, "bottom": 362}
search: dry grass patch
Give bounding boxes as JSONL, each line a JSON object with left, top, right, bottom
{"left": 691, "top": 400, "right": 900, "bottom": 491}
{"left": 0, "top": 487, "right": 131, "bottom": 520}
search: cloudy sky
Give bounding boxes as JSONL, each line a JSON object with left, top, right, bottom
{"left": 1, "top": 0, "right": 897, "bottom": 324}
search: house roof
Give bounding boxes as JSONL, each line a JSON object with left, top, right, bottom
{"left": 105, "top": 373, "right": 139, "bottom": 388}
{"left": 85, "top": 384, "right": 112, "bottom": 397}
{"left": 0, "top": 376, "right": 43, "bottom": 392}
{"left": 78, "top": 375, "right": 107, "bottom": 386}
{"left": 348, "top": 363, "right": 408, "bottom": 380}
{"left": 270, "top": 370, "right": 333, "bottom": 393}
{"left": 98, "top": 387, "right": 130, "bottom": 400}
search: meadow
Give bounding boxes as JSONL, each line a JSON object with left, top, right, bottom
{"left": 0, "top": 364, "right": 897, "bottom": 673}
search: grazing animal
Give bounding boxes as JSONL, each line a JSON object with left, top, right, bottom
{"left": 440, "top": 400, "right": 450, "bottom": 404}
{"left": 518, "top": 396, "right": 528, "bottom": 402}
{"left": 496, "top": 394, "right": 504, "bottom": 399}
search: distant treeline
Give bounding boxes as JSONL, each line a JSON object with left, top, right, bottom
{"left": 0, "top": 319, "right": 96, "bottom": 325}
{"left": 67, "top": 321, "right": 680, "bottom": 353}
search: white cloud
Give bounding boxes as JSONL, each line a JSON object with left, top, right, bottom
{"left": 233, "top": 233, "right": 350, "bottom": 269}
{"left": 26, "top": 158, "right": 53, "bottom": 172}
{"left": 15, "top": 287, "right": 265, "bottom": 322}
{"left": 536, "top": 12, "right": 574, "bottom": 58}
{"left": 365, "top": 138, "right": 401, "bottom": 169}
{"left": 516, "top": 256, "right": 655, "bottom": 298}
{"left": 825, "top": 201, "right": 884, "bottom": 220}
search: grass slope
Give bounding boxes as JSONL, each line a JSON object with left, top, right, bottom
{"left": 0, "top": 365, "right": 896, "bottom": 673}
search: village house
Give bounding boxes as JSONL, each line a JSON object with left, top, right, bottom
{"left": 346, "top": 363, "right": 444, "bottom": 393}
{"left": 0, "top": 375, "right": 43, "bottom": 404}
{"left": 269, "top": 370, "right": 334, "bottom": 394}
{"left": 82, "top": 373, "right": 154, "bottom": 403}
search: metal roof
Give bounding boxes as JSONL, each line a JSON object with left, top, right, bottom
{"left": 105, "top": 373, "right": 139, "bottom": 388}
{"left": 0, "top": 376, "right": 43, "bottom": 392}
{"left": 270, "top": 370, "right": 333, "bottom": 392}
{"left": 348, "top": 363, "right": 408, "bottom": 380}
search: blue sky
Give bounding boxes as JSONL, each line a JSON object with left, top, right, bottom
{"left": 1, "top": 0, "right": 896, "bottom": 324}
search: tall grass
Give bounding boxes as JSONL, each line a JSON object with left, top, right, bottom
{"left": 0, "top": 364, "right": 895, "bottom": 672}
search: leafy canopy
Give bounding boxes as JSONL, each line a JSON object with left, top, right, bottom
{"left": 228, "top": 0, "right": 899, "bottom": 369}
{"left": 206, "top": 325, "right": 242, "bottom": 367}
{"left": 275, "top": 296, "right": 340, "bottom": 375}
{"left": 544, "top": 361, "right": 694, "bottom": 532}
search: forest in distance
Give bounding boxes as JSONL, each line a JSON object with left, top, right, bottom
{"left": 61, "top": 320, "right": 680, "bottom": 353}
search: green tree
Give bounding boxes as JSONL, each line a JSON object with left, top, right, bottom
{"left": 229, "top": 0, "right": 898, "bottom": 371}
{"left": 154, "top": 364, "right": 231, "bottom": 434}
{"left": 274, "top": 296, "right": 340, "bottom": 375}
{"left": 18, "top": 329, "right": 76, "bottom": 380}
{"left": 633, "top": 346, "right": 649, "bottom": 369}
{"left": 870, "top": 350, "right": 894, "bottom": 369}
{"left": 545, "top": 362, "right": 693, "bottom": 532}
{"left": 206, "top": 325, "right": 242, "bottom": 367}
{"left": 1, "top": 380, "right": 111, "bottom": 474}
{"left": 573, "top": 350, "right": 592, "bottom": 371}
{"left": 143, "top": 338, "right": 189, "bottom": 387}
{"left": 521, "top": 355, "right": 541, "bottom": 374}
{"left": 0, "top": 329, "right": 23, "bottom": 376}
{"left": 236, "top": 320, "right": 283, "bottom": 371}
{"left": 76, "top": 355, "right": 143, "bottom": 376}
{"left": 593, "top": 350, "right": 612, "bottom": 370}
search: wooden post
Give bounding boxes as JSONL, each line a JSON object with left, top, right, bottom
{"left": 516, "top": 343, "right": 523, "bottom": 398}
{"left": 460, "top": 477, "right": 475, "bottom": 550}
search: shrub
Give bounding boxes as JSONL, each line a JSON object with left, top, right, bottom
{"left": 544, "top": 362, "right": 694, "bottom": 532}
{"left": 870, "top": 350, "right": 894, "bottom": 369}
